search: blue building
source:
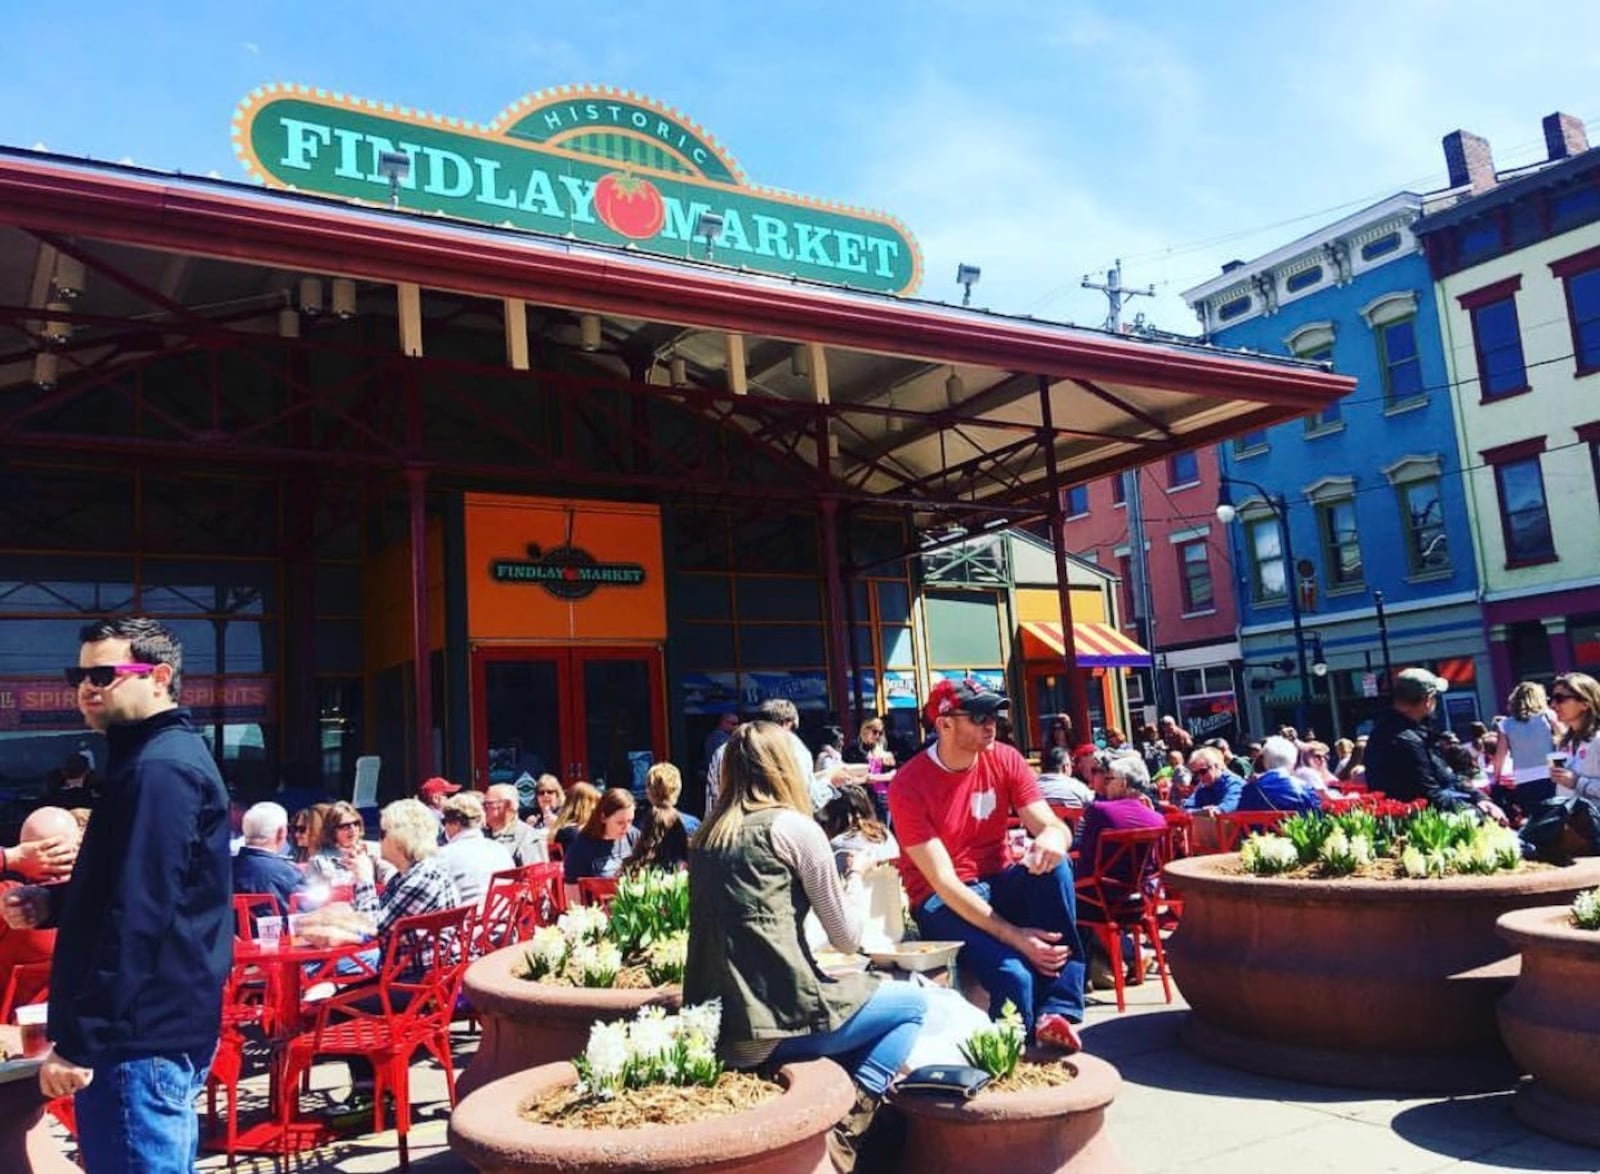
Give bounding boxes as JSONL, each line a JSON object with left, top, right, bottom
{"left": 1182, "top": 194, "right": 1487, "bottom": 740}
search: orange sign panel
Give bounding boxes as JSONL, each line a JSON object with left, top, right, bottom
{"left": 464, "top": 494, "right": 666, "bottom": 643}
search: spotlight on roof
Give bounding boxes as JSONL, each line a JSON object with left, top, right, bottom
{"left": 956, "top": 263, "right": 981, "bottom": 306}
{"left": 693, "top": 211, "right": 726, "bottom": 260}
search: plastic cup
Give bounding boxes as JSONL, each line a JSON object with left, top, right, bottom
{"left": 14, "top": 1003, "right": 48, "bottom": 1058}
{"left": 257, "top": 916, "right": 284, "bottom": 948}
{"left": 1548, "top": 752, "right": 1571, "bottom": 772}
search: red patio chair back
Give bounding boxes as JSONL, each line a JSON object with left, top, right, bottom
{"left": 232, "top": 892, "right": 284, "bottom": 940}
{"left": 0, "top": 959, "right": 49, "bottom": 1024}
{"left": 1215, "top": 809, "right": 1290, "bottom": 853}
{"left": 1074, "top": 826, "right": 1175, "bottom": 1014}
{"left": 577, "top": 876, "right": 619, "bottom": 909}
{"left": 477, "top": 862, "right": 566, "bottom": 955}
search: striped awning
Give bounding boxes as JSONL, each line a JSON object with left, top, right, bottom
{"left": 1021, "top": 621, "right": 1152, "bottom": 669}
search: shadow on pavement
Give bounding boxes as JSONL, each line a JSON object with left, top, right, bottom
{"left": 1391, "top": 1093, "right": 1600, "bottom": 1171}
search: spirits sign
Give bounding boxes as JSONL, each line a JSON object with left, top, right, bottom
{"left": 234, "top": 84, "right": 922, "bottom": 294}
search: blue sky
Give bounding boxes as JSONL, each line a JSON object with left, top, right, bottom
{"left": 6, "top": 1, "right": 1598, "bottom": 329}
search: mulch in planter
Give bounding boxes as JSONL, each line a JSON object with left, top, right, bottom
{"left": 522, "top": 1071, "right": 781, "bottom": 1129}
{"left": 516, "top": 963, "right": 665, "bottom": 989}
{"left": 988, "top": 1059, "right": 1077, "bottom": 1093}
{"left": 1218, "top": 858, "right": 1561, "bottom": 883}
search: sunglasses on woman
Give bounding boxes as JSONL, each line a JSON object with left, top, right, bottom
{"left": 1550, "top": 692, "right": 1577, "bottom": 703}
{"left": 337, "top": 820, "right": 363, "bottom": 831}
{"left": 64, "top": 664, "right": 158, "bottom": 688}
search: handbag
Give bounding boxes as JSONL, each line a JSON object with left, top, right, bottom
{"left": 891, "top": 1064, "right": 993, "bottom": 1099}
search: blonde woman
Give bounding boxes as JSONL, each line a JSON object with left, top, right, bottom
{"left": 684, "top": 721, "right": 927, "bottom": 1145}
{"left": 1493, "top": 680, "right": 1560, "bottom": 810}
{"left": 548, "top": 781, "right": 600, "bottom": 857}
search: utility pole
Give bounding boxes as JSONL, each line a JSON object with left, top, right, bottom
{"left": 1082, "top": 262, "right": 1161, "bottom": 725}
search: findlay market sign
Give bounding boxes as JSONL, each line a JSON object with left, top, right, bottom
{"left": 491, "top": 544, "right": 646, "bottom": 602}
{"left": 234, "top": 84, "right": 922, "bottom": 294}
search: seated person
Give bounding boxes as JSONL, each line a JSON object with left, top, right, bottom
{"left": 638, "top": 763, "right": 701, "bottom": 837}
{"left": 1183, "top": 747, "right": 1246, "bottom": 814}
{"left": 548, "top": 781, "right": 601, "bottom": 856}
{"left": 0, "top": 807, "right": 77, "bottom": 1009}
{"left": 38, "top": 752, "right": 99, "bottom": 812}
{"left": 1036, "top": 747, "right": 1095, "bottom": 808}
{"left": 1236, "top": 736, "right": 1324, "bottom": 814}
{"left": 0, "top": 820, "right": 78, "bottom": 884}
{"left": 891, "top": 678, "right": 1086, "bottom": 1051}
{"left": 1364, "top": 668, "right": 1498, "bottom": 816}
{"left": 483, "top": 783, "right": 548, "bottom": 867}
{"left": 562, "top": 788, "right": 641, "bottom": 890}
{"left": 524, "top": 774, "right": 566, "bottom": 835}
{"left": 232, "top": 801, "right": 308, "bottom": 910}
{"left": 1294, "top": 741, "right": 1342, "bottom": 794}
{"left": 624, "top": 806, "right": 690, "bottom": 874}
{"left": 820, "top": 784, "right": 900, "bottom": 871}
{"left": 1074, "top": 757, "right": 1167, "bottom": 883}
{"left": 684, "top": 721, "right": 927, "bottom": 1159}
{"left": 1151, "top": 750, "right": 1191, "bottom": 799}
{"left": 307, "top": 801, "right": 397, "bottom": 891}
{"left": 436, "top": 791, "right": 514, "bottom": 906}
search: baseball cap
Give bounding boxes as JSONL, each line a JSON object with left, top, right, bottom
{"left": 1393, "top": 667, "right": 1449, "bottom": 704}
{"left": 418, "top": 776, "right": 463, "bottom": 800}
{"left": 1071, "top": 742, "right": 1099, "bottom": 759}
{"left": 924, "top": 677, "right": 1010, "bottom": 726}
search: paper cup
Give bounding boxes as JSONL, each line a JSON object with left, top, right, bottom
{"left": 14, "top": 1003, "right": 48, "bottom": 1058}
{"left": 257, "top": 916, "right": 284, "bottom": 948}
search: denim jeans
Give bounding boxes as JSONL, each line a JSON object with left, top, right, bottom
{"left": 766, "top": 981, "right": 928, "bottom": 1096}
{"left": 913, "top": 861, "right": 1087, "bottom": 1038}
{"left": 75, "top": 1047, "right": 213, "bottom": 1174}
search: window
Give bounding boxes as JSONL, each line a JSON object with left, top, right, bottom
{"left": 1398, "top": 477, "right": 1450, "bottom": 575}
{"left": 1233, "top": 430, "right": 1267, "bottom": 455}
{"left": 1551, "top": 247, "right": 1600, "bottom": 374}
{"left": 1459, "top": 278, "right": 1528, "bottom": 399}
{"left": 1317, "top": 498, "right": 1363, "bottom": 589}
{"left": 1585, "top": 423, "right": 1600, "bottom": 505}
{"left": 1178, "top": 540, "right": 1213, "bottom": 612}
{"left": 1361, "top": 232, "right": 1401, "bottom": 262}
{"left": 1377, "top": 318, "right": 1423, "bottom": 406}
{"left": 1489, "top": 450, "right": 1555, "bottom": 564}
{"left": 1065, "top": 484, "right": 1089, "bottom": 517}
{"left": 1302, "top": 347, "right": 1341, "bottom": 430}
{"left": 1245, "top": 516, "right": 1286, "bottom": 603}
{"left": 1285, "top": 265, "right": 1322, "bottom": 294}
{"left": 1111, "top": 472, "right": 1126, "bottom": 506}
{"left": 1217, "top": 295, "right": 1251, "bottom": 322}
{"left": 1167, "top": 451, "right": 1199, "bottom": 488}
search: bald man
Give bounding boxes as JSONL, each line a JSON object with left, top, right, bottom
{"left": 0, "top": 807, "right": 78, "bottom": 1009}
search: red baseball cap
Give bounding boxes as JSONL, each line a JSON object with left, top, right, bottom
{"left": 418, "top": 777, "right": 462, "bottom": 800}
{"left": 923, "top": 677, "right": 1010, "bottom": 727}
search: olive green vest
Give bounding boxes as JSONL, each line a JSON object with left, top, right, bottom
{"left": 684, "top": 807, "right": 876, "bottom": 1049}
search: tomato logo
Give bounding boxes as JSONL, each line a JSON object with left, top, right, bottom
{"left": 594, "top": 171, "right": 666, "bottom": 240}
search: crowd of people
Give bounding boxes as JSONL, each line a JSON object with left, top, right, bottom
{"left": 3, "top": 610, "right": 1596, "bottom": 1172}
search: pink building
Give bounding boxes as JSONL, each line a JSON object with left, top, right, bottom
{"left": 1061, "top": 446, "right": 1245, "bottom": 746}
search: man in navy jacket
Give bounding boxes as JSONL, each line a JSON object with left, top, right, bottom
{"left": 1, "top": 616, "right": 231, "bottom": 1174}
{"left": 233, "top": 801, "right": 308, "bottom": 911}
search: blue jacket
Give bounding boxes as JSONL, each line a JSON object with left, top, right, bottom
{"left": 232, "top": 844, "right": 307, "bottom": 911}
{"left": 48, "top": 708, "right": 232, "bottom": 1066}
{"left": 1236, "top": 769, "right": 1323, "bottom": 814}
{"left": 1184, "top": 771, "right": 1246, "bottom": 814}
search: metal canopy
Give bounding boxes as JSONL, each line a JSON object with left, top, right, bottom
{"left": 0, "top": 149, "right": 1351, "bottom": 547}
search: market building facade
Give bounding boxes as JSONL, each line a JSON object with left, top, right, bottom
{"left": 0, "top": 83, "right": 1346, "bottom": 815}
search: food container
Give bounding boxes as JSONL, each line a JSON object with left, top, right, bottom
{"left": 813, "top": 948, "right": 871, "bottom": 976}
{"left": 867, "top": 941, "right": 963, "bottom": 972}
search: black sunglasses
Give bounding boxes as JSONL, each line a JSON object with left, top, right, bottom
{"left": 64, "top": 663, "right": 158, "bottom": 688}
{"left": 337, "top": 820, "right": 363, "bottom": 831}
{"left": 1550, "top": 692, "right": 1577, "bottom": 703}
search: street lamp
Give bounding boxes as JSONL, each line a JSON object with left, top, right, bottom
{"left": 1217, "top": 474, "right": 1312, "bottom": 733}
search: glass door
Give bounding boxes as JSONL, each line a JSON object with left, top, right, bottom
{"left": 471, "top": 647, "right": 664, "bottom": 794}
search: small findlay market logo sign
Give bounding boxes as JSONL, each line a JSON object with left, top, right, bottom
{"left": 233, "top": 84, "right": 922, "bottom": 295}
{"left": 490, "top": 544, "right": 646, "bottom": 602}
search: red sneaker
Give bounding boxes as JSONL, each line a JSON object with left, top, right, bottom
{"left": 1035, "top": 1013, "right": 1083, "bottom": 1054}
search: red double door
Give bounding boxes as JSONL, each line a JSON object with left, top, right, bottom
{"left": 471, "top": 646, "right": 665, "bottom": 795}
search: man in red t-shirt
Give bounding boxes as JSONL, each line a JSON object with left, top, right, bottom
{"left": 0, "top": 807, "right": 78, "bottom": 1012}
{"left": 890, "top": 679, "right": 1086, "bottom": 1050}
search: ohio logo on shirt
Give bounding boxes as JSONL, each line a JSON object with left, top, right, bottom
{"left": 970, "top": 788, "right": 997, "bottom": 821}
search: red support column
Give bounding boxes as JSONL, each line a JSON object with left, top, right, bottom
{"left": 1036, "top": 376, "right": 1092, "bottom": 742}
{"left": 819, "top": 497, "right": 856, "bottom": 743}
{"left": 407, "top": 464, "right": 435, "bottom": 781}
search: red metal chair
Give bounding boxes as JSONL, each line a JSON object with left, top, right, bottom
{"left": 278, "top": 903, "right": 475, "bottom": 1169}
{"left": 205, "top": 958, "right": 275, "bottom": 1161}
{"left": 1215, "top": 810, "right": 1291, "bottom": 853}
{"left": 0, "top": 959, "right": 49, "bottom": 1025}
{"left": 577, "top": 876, "right": 619, "bottom": 909}
{"left": 477, "top": 862, "right": 566, "bottom": 956}
{"left": 1047, "top": 803, "right": 1087, "bottom": 832}
{"left": 232, "top": 892, "right": 284, "bottom": 940}
{"left": 1074, "top": 826, "right": 1174, "bottom": 1014}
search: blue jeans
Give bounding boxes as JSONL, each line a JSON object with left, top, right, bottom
{"left": 75, "top": 1047, "right": 212, "bottom": 1174}
{"left": 914, "top": 862, "right": 1087, "bottom": 1037}
{"left": 767, "top": 981, "right": 928, "bottom": 1096}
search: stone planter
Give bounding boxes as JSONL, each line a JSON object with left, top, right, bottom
{"left": 1496, "top": 905, "right": 1600, "bottom": 1148}
{"left": 889, "top": 1052, "right": 1128, "bottom": 1174}
{"left": 449, "top": 1058, "right": 854, "bottom": 1174}
{"left": 458, "top": 942, "right": 681, "bottom": 1097}
{"left": 1163, "top": 855, "right": 1600, "bottom": 1093}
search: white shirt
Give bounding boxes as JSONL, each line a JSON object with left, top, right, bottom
{"left": 435, "top": 828, "right": 514, "bottom": 907}
{"left": 706, "top": 727, "right": 818, "bottom": 811}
